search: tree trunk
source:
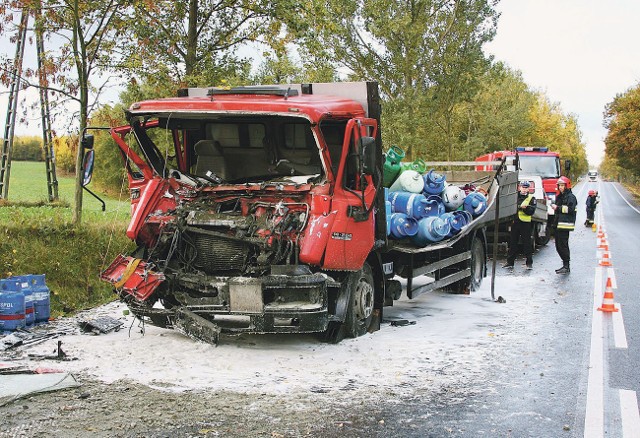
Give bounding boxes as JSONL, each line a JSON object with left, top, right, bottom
{"left": 185, "top": 0, "right": 198, "bottom": 81}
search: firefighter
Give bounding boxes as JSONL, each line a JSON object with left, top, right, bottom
{"left": 585, "top": 190, "right": 598, "bottom": 226}
{"left": 551, "top": 176, "right": 577, "bottom": 274}
{"left": 503, "top": 180, "right": 537, "bottom": 270}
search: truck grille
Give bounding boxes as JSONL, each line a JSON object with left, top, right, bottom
{"left": 190, "top": 233, "right": 249, "bottom": 274}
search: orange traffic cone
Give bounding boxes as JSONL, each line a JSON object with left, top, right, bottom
{"left": 598, "top": 238, "right": 609, "bottom": 251}
{"left": 598, "top": 278, "right": 619, "bottom": 312}
{"left": 597, "top": 227, "right": 605, "bottom": 238}
{"left": 599, "top": 251, "right": 612, "bottom": 267}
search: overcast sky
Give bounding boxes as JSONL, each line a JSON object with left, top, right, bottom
{"left": 485, "top": 0, "right": 640, "bottom": 167}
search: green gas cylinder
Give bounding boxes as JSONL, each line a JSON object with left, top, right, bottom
{"left": 400, "top": 158, "right": 427, "bottom": 174}
{"left": 383, "top": 145, "right": 405, "bottom": 187}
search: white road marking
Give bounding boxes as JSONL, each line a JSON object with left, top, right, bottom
{"left": 607, "top": 268, "right": 617, "bottom": 289}
{"left": 619, "top": 390, "right": 640, "bottom": 438}
{"left": 584, "top": 267, "right": 604, "bottom": 438}
{"left": 612, "top": 183, "right": 640, "bottom": 215}
{"left": 611, "top": 304, "right": 628, "bottom": 349}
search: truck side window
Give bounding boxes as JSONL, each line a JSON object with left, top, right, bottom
{"left": 319, "top": 120, "right": 347, "bottom": 178}
{"left": 344, "top": 132, "right": 362, "bottom": 191}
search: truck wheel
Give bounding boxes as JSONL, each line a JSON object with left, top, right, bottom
{"left": 451, "top": 236, "right": 486, "bottom": 294}
{"left": 534, "top": 223, "right": 550, "bottom": 246}
{"left": 322, "top": 263, "right": 375, "bottom": 342}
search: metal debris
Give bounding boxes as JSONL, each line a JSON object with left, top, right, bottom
{"left": 78, "top": 316, "right": 124, "bottom": 334}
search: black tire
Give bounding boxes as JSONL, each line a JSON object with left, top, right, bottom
{"left": 452, "top": 236, "right": 486, "bottom": 294}
{"left": 534, "top": 222, "right": 550, "bottom": 246}
{"left": 322, "top": 263, "right": 375, "bottom": 342}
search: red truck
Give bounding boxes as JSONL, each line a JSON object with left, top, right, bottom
{"left": 475, "top": 147, "right": 570, "bottom": 203}
{"left": 91, "top": 82, "right": 517, "bottom": 343}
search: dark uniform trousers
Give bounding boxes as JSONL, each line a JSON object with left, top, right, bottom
{"left": 507, "top": 219, "right": 533, "bottom": 264}
{"left": 555, "top": 229, "right": 570, "bottom": 263}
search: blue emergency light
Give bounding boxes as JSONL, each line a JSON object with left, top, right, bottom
{"left": 516, "top": 147, "right": 549, "bottom": 152}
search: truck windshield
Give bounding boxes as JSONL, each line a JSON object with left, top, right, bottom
{"left": 518, "top": 156, "right": 560, "bottom": 178}
{"left": 130, "top": 115, "right": 324, "bottom": 183}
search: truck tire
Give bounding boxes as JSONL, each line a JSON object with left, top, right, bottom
{"left": 534, "top": 222, "right": 550, "bottom": 246}
{"left": 451, "top": 236, "right": 486, "bottom": 294}
{"left": 321, "top": 262, "right": 375, "bottom": 342}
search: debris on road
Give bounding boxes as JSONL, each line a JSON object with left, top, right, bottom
{"left": 78, "top": 316, "right": 123, "bottom": 334}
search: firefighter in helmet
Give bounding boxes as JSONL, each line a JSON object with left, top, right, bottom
{"left": 503, "top": 180, "right": 537, "bottom": 270}
{"left": 551, "top": 176, "right": 577, "bottom": 274}
{"left": 585, "top": 189, "right": 598, "bottom": 226}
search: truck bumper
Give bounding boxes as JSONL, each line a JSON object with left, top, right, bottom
{"left": 134, "top": 270, "right": 333, "bottom": 336}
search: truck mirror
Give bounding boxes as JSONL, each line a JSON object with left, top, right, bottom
{"left": 564, "top": 159, "right": 571, "bottom": 172}
{"left": 82, "top": 149, "right": 95, "bottom": 186}
{"left": 81, "top": 133, "right": 95, "bottom": 150}
{"left": 359, "top": 136, "right": 376, "bottom": 175}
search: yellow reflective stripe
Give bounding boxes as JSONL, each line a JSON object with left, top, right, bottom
{"left": 557, "top": 222, "right": 575, "bottom": 230}
{"left": 520, "top": 194, "right": 534, "bottom": 209}
{"left": 518, "top": 210, "right": 532, "bottom": 222}
{"left": 561, "top": 206, "right": 569, "bottom": 214}
{"left": 114, "top": 258, "right": 142, "bottom": 288}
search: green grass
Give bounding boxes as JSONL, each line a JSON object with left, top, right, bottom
{"left": 1, "top": 161, "right": 135, "bottom": 317}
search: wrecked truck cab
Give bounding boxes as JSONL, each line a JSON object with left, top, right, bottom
{"left": 101, "top": 84, "right": 381, "bottom": 342}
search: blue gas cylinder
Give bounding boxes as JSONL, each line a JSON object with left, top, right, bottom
{"left": 463, "top": 192, "right": 488, "bottom": 218}
{"left": 441, "top": 211, "right": 469, "bottom": 238}
{"left": 423, "top": 169, "right": 447, "bottom": 195}
{"left": 12, "top": 275, "right": 34, "bottom": 327}
{"left": 412, "top": 216, "right": 451, "bottom": 246}
{"left": 388, "top": 191, "right": 430, "bottom": 219}
{"left": 0, "top": 278, "right": 26, "bottom": 332}
{"left": 424, "top": 195, "right": 446, "bottom": 217}
{"left": 31, "top": 274, "right": 50, "bottom": 324}
{"left": 384, "top": 188, "right": 392, "bottom": 236}
{"left": 389, "top": 213, "right": 419, "bottom": 238}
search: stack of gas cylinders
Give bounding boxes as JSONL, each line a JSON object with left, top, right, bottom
{"left": 383, "top": 145, "right": 488, "bottom": 246}
{"left": 0, "top": 274, "right": 50, "bottom": 333}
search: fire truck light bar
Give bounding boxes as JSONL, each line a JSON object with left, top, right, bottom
{"left": 516, "top": 147, "right": 549, "bottom": 152}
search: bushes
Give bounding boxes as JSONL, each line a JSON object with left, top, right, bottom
{"left": 0, "top": 206, "right": 134, "bottom": 316}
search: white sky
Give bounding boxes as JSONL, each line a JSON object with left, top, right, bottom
{"left": 485, "top": 0, "right": 640, "bottom": 167}
{"left": 3, "top": 2, "right": 640, "bottom": 168}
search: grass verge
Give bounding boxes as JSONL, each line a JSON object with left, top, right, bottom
{"left": 1, "top": 161, "right": 134, "bottom": 317}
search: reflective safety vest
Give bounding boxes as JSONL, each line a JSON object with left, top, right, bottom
{"left": 518, "top": 195, "right": 534, "bottom": 222}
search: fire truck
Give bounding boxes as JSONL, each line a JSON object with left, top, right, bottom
{"left": 88, "top": 82, "right": 517, "bottom": 343}
{"left": 476, "top": 147, "right": 570, "bottom": 202}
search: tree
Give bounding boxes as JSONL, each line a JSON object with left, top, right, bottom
{"left": 604, "top": 83, "right": 640, "bottom": 177}
{"left": 457, "top": 63, "right": 536, "bottom": 156}
{"left": 292, "top": 0, "right": 499, "bottom": 160}
{"left": 123, "top": 0, "right": 283, "bottom": 87}
{"left": 1, "top": 0, "right": 129, "bottom": 223}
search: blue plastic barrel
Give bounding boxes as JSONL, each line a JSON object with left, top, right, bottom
{"left": 12, "top": 275, "right": 34, "bottom": 327}
{"left": 0, "top": 278, "right": 26, "bottom": 332}
{"left": 412, "top": 216, "right": 451, "bottom": 246}
{"left": 389, "top": 213, "right": 419, "bottom": 238}
{"left": 31, "top": 274, "right": 50, "bottom": 324}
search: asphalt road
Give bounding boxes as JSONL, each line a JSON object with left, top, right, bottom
{"left": 378, "top": 180, "right": 640, "bottom": 438}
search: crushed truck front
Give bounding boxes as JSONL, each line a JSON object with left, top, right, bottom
{"left": 100, "top": 84, "right": 382, "bottom": 340}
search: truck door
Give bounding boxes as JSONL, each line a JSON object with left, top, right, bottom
{"left": 323, "top": 118, "right": 378, "bottom": 270}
